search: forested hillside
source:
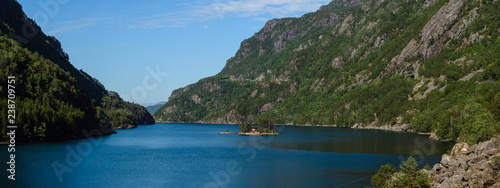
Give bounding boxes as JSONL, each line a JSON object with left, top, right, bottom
{"left": 0, "top": 0, "right": 154, "bottom": 142}
{"left": 155, "top": 0, "right": 500, "bottom": 144}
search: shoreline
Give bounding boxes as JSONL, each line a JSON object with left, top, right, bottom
{"left": 0, "top": 123, "right": 156, "bottom": 144}
{"left": 0, "top": 131, "right": 116, "bottom": 145}
{"left": 158, "top": 121, "right": 443, "bottom": 139}
{"left": 219, "top": 132, "right": 280, "bottom": 136}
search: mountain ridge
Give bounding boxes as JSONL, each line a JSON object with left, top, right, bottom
{"left": 154, "top": 0, "right": 500, "bottom": 144}
{"left": 0, "top": 0, "right": 155, "bottom": 142}
{"left": 145, "top": 101, "right": 167, "bottom": 115}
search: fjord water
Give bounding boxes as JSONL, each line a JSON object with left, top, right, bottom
{"left": 1, "top": 123, "right": 453, "bottom": 187}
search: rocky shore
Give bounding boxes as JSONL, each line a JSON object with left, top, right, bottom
{"left": 350, "top": 116, "right": 412, "bottom": 132}
{"left": 351, "top": 122, "right": 410, "bottom": 132}
{"left": 114, "top": 124, "right": 138, "bottom": 129}
{"left": 219, "top": 132, "right": 279, "bottom": 136}
{"left": 427, "top": 135, "right": 500, "bottom": 187}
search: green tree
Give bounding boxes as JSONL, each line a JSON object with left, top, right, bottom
{"left": 393, "top": 157, "right": 431, "bottom": 188}
{"left": 371, "top": 164, "right": 397, "bottom": 188}
{"left": 260, "top": 119, "right": 273, "bottom": 130}
{"left": 459, "top": 102, "right": 497, "bottom": 145}
{"left": 239, "top": 122, "right": 250, "bottom": 133}
{"left": 372, "top": 157, "right": 431, "bottom": 188}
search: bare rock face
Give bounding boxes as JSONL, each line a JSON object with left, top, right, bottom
{"left": 421, "top": 0, "right": 464, "bottom": 43}
{"left": 210, "top": 110, "right": 242, "bottom": 124}
{"left": 423, "top": 0, "right": 436, "bottom": 8}
{"left": 459, "top": 68, "right": 484, "bottom": 81}
{"left": 392, "top": 0, "right": 465, "bottom": 64}
{"left": 450, "top": 142, "right": 469, "bottom": 159}
{"left": 319, "top": 0, "right": 362, "bottom": 10}
{"left": 255, "top": 19, "right": 280, "bottom": 41}
{"left": 374, "top": 35, "right": 385, "bottom": 48}
{"left": 339, "top": 14, "right": 354, "bottom": 35}
{"left": 190, "top": 94, "right": 201, "bottom": 104}
{"left": 273, "top": 24, "right": 300, "bottom": 52}
{"left": 168, "top": 86, "right": 190, "bottom": 101}
{"left": 290, "top": 82, "right": 298, "bottom": 93}
{"left": 115, "top": 124, "right": 137, "bottom": 129}
{"left": 203, "top": 82, "right": 220, "bottom": 93}
{"left": 429, "top": 135, "right": 500, "bottom": 187}
{"left": 351, "top": 115, "right": 409, "bottom": 132}
{"left": 295, "top": 39, "right": 315, "bottom": 52}
{"left": 312, "top": 13, "right": 342, "bottom": 28}
{"left": 332, "top": 57, "right": 343, "bottom": 69}
{"left": 259, "top": 103, "right": 273, "bottom": 113}
{"left": 164, "top": 105, "right": 176, "bottom": 114}
{"left": 250, "top": 90, "right": 258, "bottom": 98}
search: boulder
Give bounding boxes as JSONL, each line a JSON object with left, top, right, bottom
{"left": 450, "top": 142, "right": 469, "bottom": 159}
{"left": 490, "top": 154, "right": 500, "bottom": 170}
{"left": 440, "top": 154, "right": 452, "bottom": 166}
{"left": 492, "top": 182, "right": 500, "bottom": 188}
{"left": 430, "top": 135, "right": 500, "bottom": 187}
{"left": 259, "top": 103, "right": 273, "bottom": 113}
{"left": 467, "top": 153, "right": 485, "bottom": 166}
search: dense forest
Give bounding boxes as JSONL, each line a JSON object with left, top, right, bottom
{"left": 0, "top": 0, "right": 154, "bottom": 142}
{"left": 155, "top": 0, "right": 500, "bottom": 145}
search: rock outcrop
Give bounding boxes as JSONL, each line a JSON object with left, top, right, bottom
{"left": 154, "top": 0, "right": 499, "bottom": 136}
{"left": 351, "top": 116, "right": 410, "bottom": 132}
{"left": 428, "top": 135, "right": 500, "bottom": 187}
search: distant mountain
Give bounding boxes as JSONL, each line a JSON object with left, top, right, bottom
{"left": 155, "top": 0, "right": 500, "bottom": 144}
{"left": 0, "top": 0, "right": 154, "bottom": 142}
{"left": 145, "top": 101, "right": 167, "bottom": 115}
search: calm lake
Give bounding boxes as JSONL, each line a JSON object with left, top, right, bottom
{"left": 1, "top": 123, "right": 454, "bottom": 187}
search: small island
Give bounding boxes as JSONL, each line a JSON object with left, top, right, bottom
{"left": 220, "top": 119, "right": 279, "bottom": 136}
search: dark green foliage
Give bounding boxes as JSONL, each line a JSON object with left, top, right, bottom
{"left": 0, "top": 35, "right": 102, "bottom": 141}
{"left": 257, "top": 119, "right": 277, "bottom": 133}
{"left": 154, "top": 0, "right": 500, "bottom": 145}
{"left": 371, "top": 164, "right": 397, "bottom": 188}
{"left": 458, "top": 102, "right": 496, "bottom": 145}
{"left": 393, "top": 157, "right": 432, "bottom": 188}
{"left": 0, "top": 1, "right": 154, "bottom": 142}
{"left": 372, "top": 157, "right": 431, "bottom": 188}
{"left": 239, "top": 122, "right": 250, "bottom": 133}
{"left": 259, "top": 119, "right": 273, "bottom": 129}
{"left": 410, "top": 79, "right": 500, "bottom": 144}
{"left": 0, "top": 35, "right": 154, "bottom": 142}
{"left": 101, "top": 91, "right": 155, "bottom": 128}
{"left": 0, "top": 0, "right": 107, "bottom": 103}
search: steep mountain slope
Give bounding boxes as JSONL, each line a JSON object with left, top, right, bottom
{"left": 0, "top": 0, "right": 106, "bottom": 102}
{"left": 0, "top": 0, "right": 154, "bottom": 142}
{"left": 155, "top": 0, "right": 500, "bottom": 143}
{"left": 146, "top": 101, "right": 167, "bottom": 115}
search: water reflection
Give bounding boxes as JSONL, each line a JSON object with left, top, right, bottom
{"left": 268, "top": 126, "right": 453, "bottom": 155}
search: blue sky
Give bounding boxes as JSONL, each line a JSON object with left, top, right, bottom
{"left": 17, "top": 0, "right": 330, "bottom": 105}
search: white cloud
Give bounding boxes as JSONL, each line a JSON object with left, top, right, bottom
{"left": 47, "top": 0, "right": 330, "bottom": 33}
{"left": 46, "top": 17, "right": 109, "bottom": 34}
{"left": 196, "top": 0, "right": 330, "bottom": 19}
{"left": 253, "top": 17, "right": 270, "bottom": 22}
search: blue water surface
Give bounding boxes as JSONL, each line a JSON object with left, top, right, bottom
{"left": 0, "top": 123, "right": 453, "bottom": 187}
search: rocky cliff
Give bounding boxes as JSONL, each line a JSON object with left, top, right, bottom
{"left": 428, "top": 135, "right": 500, "bottom": 187}
{"left": 155, "top": 0, "right": 500, "bottom": 143}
